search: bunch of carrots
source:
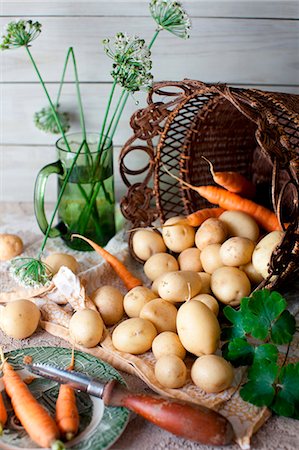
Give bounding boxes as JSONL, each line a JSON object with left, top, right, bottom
{"left": 0, "top": 348, "right": 79, "bottom": 449}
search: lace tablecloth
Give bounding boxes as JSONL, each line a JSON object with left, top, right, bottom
{"left": 0, "top": 202, "right": 298, "bottom": 450}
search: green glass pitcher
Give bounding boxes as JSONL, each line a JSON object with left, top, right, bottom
{"left": 34, "top": 132, "right": 116, "bottom": 251}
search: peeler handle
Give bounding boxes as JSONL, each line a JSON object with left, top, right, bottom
{"left": 104, "top": 382, "right": 234, "bottom": 446}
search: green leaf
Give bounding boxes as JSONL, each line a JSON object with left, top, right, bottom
{"left": 242, "top": 289, "right": 287, "bottom": 341}
{"left": 270, "top": 310, "right": 296, "bottom": 344}
{"left": 225, "top": 338, "right": 255, "bottom": 366}
{"left": 222, "top": 306, "right": 246, "bottom": 341}
{"left": 240, "top": 362, "right": 279, "bottom": 407}
{"left": 271, "top": 363, "right": 299, "bottom": 419}
{"left": 254, "top": 344, "right": 278, "bottom": 365}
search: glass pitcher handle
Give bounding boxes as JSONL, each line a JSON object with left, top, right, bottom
{"left": 34, "top": 161, "right": 64, "bottom": 238}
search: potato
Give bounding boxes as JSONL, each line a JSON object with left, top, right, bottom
{"left": 91, "top": 285, "right": 124, "bottom": 326}
{"left": 195, "top": 218, "right": 227, "bottom": 250}
{"left": 178, "top": 247, "right": 202, "bottom": 272}
{"left": 239, "top": 262, "right": 264, "bottom": 285}
{"left": 152, "top": 331, "right": 186, "bottom": 360}
{"left": 0, "top": 300, "right": 40, "bottom": 339}
{"left": 220, "top": 237, "right": 255, "bottom": 266}
{"left": 112, "top": 318, "right": 157, "bottom": 354}
{"left": 191, "top": 294, "right": 219, "bottom": 316}
{"left": 197, "top": 272, "right": 211, "bottom": 294}
{"left": 44, "top": 252, "right": 78, "bottom": 274}
{"left": 132, "top": 230, "right": 166, "bottom": 261}
{"left": 69, "top": 309, "right": 104, "bottom": 348}
{"left": 176, "top": 300, "right": 220, "bottom": 356}
{"left": 124, "top": 286, "right": 156, "bottom": 318}
{"left": 140, "top": 298, "right": 177, "bottom": 333}
{"left": 155, "top": 355, "right": 187, "bottom": 388}
{"left": 158, "top": 271, "right": 202, "bottom": 303}
{"left": 144, "top": 253, "right": 179, "bottom": 281}
{"left": 162, "top": 217, "right": 195, "bottom": 253}
{"left": 151, "top": 274, "right": 164, "bottom": 295}
{"left": 0, "top": 233, "right": 23, "bottom": 261}
{"left": 211, "top": 267, "right": 251, "bottom": 306}
{"left": 252, "top": 231, "right": 284, "bottom": 279}
{"left": 200, "top": 244, "right": 223, "bottom": 274}
{"left": 219, "top": 210, "right": 259, "bottom": 241}
{"left": 191, "top": 355, "right": 234, "bottom": 393}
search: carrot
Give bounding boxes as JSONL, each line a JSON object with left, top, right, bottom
{"left": 163, "top": 207, "right": 225, "bottom": 228}
{"left": 72, "top": 234, "right": 143, "bottom": 290}
{"left": 55, "top": 348, "right": 79, "bottom": 441}
{"left": 202, "top": 156, "right": 256, "bottom": 198}
{"left": 0, "top": 349, "right": 64, "bottom": 449}
{"left": 0, "top": 390, "right": 7, "bottom": 435}
{"left": 163, "top": 167, "right": 280, "bottom": 232}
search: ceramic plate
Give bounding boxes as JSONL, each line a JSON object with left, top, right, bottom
{"left": 0, "top": 347, "right": 130, "bottom": 450}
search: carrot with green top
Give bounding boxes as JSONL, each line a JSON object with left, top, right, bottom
{"left": 72, "top": 234, "right": 143, "bottom": 290}
{"left": 56, "top": 348, "right": 79, "bottom": 441}
{"left": 0, "top": 349, "right": 64, "bottom": 449}
{"left": 0, "top": 390, "right": 7, "bottom": 435}
{"left": 202, "top": 156, "right": 256, "bottom": 198}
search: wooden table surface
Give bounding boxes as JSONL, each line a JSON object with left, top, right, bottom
{"left": 0, "top": 202, "right": 298, "bottom": 450}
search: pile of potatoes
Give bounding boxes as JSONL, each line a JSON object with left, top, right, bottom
{"left": 100, "top": 210, "right": 283, "bottom": 392}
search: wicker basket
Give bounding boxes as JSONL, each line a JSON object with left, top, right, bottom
{"left": 119, "top": 80, "right": 299, "bottom": 290}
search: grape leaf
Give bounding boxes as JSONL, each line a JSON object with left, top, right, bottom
{"left": 222, "top": 304, "right": 246, "bottom": 341}
{"left": 224, "top": 337, "right": 254, "bottom": 366}
{"left": 270, "top": 310, "right": 296, "bottom": 344}
{"left": 242, "top": 289, "right": 288, "bottom": 341}
{"left": 240, "top": 362, "right": 279, "bottom": 407}
{"left": 271, "top": 363, "right": 299, "bottom": 419}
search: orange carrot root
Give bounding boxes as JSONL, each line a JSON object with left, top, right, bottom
{"left": 202, "top": 156, "right": 256, "bottom": 198}
{"left": 0, "top": 391, "right": 7, "bottom": 436}
{"left": 0, "top": 349, "right": 63, "bottom": 449}
{"left": 72, "top": 234, "right": 143, "bottom": 290}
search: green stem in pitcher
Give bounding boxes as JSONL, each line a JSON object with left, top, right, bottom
{"left": 97, "top": 79, "right": 117, "bottom": 153}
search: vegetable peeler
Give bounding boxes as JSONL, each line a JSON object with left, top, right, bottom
{"left": 25, "top": 362, "right": 234, "bottom": 446}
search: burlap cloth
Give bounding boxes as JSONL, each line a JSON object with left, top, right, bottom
{"left": 0, "top": 202, "right": 298, "bottom": 450}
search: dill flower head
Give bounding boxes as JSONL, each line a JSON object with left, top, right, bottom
{"left": 103, "top": 33, "right": 153, "bottom": 92}
{"left": 34, "top": 105, "right": 70, "bottom": 134}
{"left": 149, "top": 0, "right": 191, "bottom": 39}
{"left": 10, "top": 258, "right": 52, "bottom": 288}
{"left": 0, "top": 20, "right": 42, "bottom": 50}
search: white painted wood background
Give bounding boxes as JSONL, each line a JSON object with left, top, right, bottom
{"left": 0, "top": 0, "right": 298, "bottom": 203}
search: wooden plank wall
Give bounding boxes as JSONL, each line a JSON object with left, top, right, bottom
{"left": 1, "top": 0, "right": 298, "bottom": 202}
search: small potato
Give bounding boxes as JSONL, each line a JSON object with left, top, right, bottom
{"left": 144, "top": 253, "right": 179, "bottom": 281}
{"left": 239, "top": 262, "right": 264, "bottom": 285}
{"left": 211, "top": 267, "right": 251, "bottom": 306}
{"left": 219, "top": 210, "right": 260, "bottom": 241}
{"left": 140, "top": 298, "right": 177, "bottom": 333}
{"left": 69, "top": 309, "right": 104, "bottom": 348}
{"left": 195, "top": 218, "right": 227, "bottom": 250}
{"left": 178, "top": 247, "right": 202, "bottom": 272}
{"left": 0, "top": 299, "right": 40, "bottom": 339}
{"left": 200, "top": 244, "right": 223, "bottom": 274}
{"left": 44, "top": 252, "right": 78, "bottom": 274}
{"left": 176, "top": 300, "right": 220, "bottom": 356}
{"left": 158, "top": 271, "right": 202, "bottom": 303}
{"left": 0, "top": 233, "right": 23, "bottom": 261}
{"left": 132, "top": 229, "right": 166, "bottom": 261}
{"left": 197, "top": 272, "right": 211, "bottom": 294}
{"left": 191, "top": 355, "right": 234, "bottom": 393}
{"left": 112, "top": 318, "right": 157, "bottom": 354}
{"left": 155, "top": 355, "right": 187, "bottom": 388}
{"left": 252, "top": 231, "right": 284, "bottom": 279}
{"left": 152, "top": 331, "right": 186, "bottom": 360}
{"left": 191, "top": 294, "right": 219, "bottom": 316}
{"left": 162, "top": 217, "right": 195, "bottom": 253}
{"left": 124, "top": 286, "right": 156, "bottom": 318}
{"left": 91, "top": 285, "right": 124, "bottom": 326}
{"left": 220, "top": 237, "right": 255, "bottom": 267}
{"left": 151, "top": 275, "right": 164, "bottom": 295}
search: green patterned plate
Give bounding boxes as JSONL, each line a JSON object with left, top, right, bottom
{"left": 0, "top": 347, "right": 130, "bottom": 450}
